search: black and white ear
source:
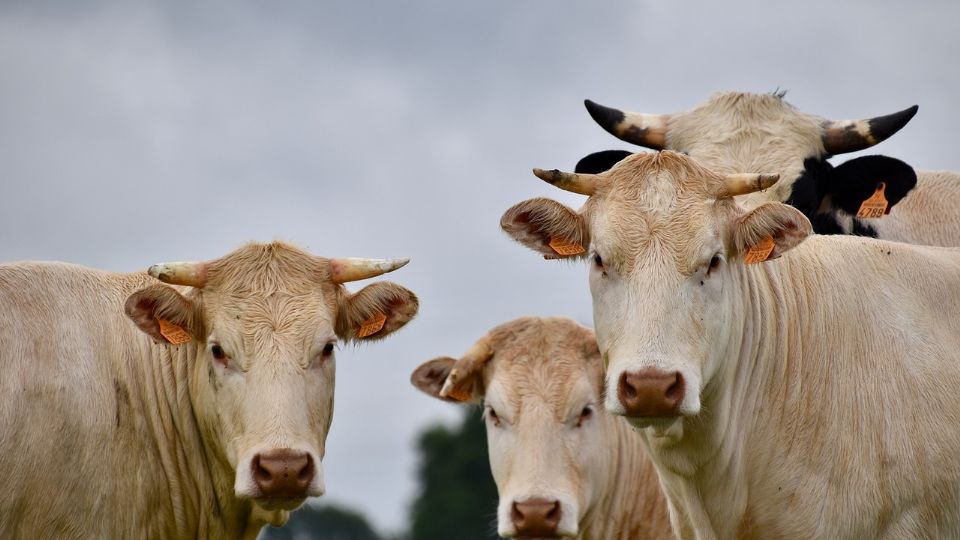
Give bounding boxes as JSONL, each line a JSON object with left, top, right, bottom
{"left": 501, "top": 198, "right": 590, "bottom": 260}
{"left": 732, "top": 203, "right": 812, "bottom": 262}
{"left": 410, "top": 357, "right": 483, "bottom": 404}
{"left": 125, "top": 284, "right": 201, "bottom": 344}
{"left": 337, "top": 282, "right": 419, "bottom": 342}
{"left": 823, "top": 155, "right": 917, "bottom": 216}
{"left": 575, "top": 150, "right": 633, "bottom": 174}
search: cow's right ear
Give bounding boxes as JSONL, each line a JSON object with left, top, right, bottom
{"left": 501, "top": 198, "right": 590, "bottom": 260}
{"left": 410, "top": 357, "right": 483, "bottom": 404}
{"left": 125, "top": 284, "right": 201, "bottom": 344}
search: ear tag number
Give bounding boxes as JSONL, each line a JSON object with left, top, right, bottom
{"left": 157, "top": 318, "right": 191, "bottom": 345}
{"left": 744, "top": 235, "right": 775, "bottom": 264}
{"left": 856, "top": 182, "right": 888, "bottom": 219}
{"left": 548, "top": 237, "right": 585, "bottom": 256}
{"left": 356, "top": 312, "right": 387, "bottom": 338}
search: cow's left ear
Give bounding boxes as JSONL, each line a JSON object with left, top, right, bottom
{"left": 336, "top": 282, "right": 419, "bottom": 342}
{"left": 731, "top": 203, "right": 812, "bottom": 263}
{"left": 125, "top": 284, "right": 202, "bottom": 344}
{"left": 822, "top": 155, "right": 917, "bottom": 215}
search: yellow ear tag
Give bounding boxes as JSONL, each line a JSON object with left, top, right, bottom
{"left": 356, "top": 312, "right": 387, "bottom": 338}
{"left": 157, "top": 318, "right": 192, "bottom": 345}
{"left": 548, "top": 237, "right": 586, "bottom": 257}
{"left": 744, "top": 235, "right": 775, "bottom": 264}
{"left": 856, "top": 182, "right": 888, "bottom": 219}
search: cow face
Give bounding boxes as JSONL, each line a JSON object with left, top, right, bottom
{"left": 411, "top": 318, "right": 609, "bottom": 539}
{"left": 502, "top": 152, "right": 810, "bottom": 429}
{"left": 125, "top": 242, "right": 417, "bottom": 514}
{"left": 582, "top": 92, "right": 918, "bottom": 236}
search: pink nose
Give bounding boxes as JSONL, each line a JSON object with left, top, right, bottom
{"left": 252, "top": 448, "right": 314, "bottom": 498}
{"left": 511, "top": 498, "right": 561, "bottom": 537}
{"left": 617, "top": 369, "right": 684, "bottom": 417}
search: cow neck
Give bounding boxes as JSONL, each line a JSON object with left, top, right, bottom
{"left": 579, "top": 414, "right": 672, "bottom": 540}
{"left": 131, "top": 336, "right": 259, "bottom": 538}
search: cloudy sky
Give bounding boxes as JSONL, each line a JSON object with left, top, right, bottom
{"left": 2, "top": 0, "right": 958, "bottom": 533}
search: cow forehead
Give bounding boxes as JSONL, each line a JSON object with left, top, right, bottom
{"left": 203, "top": 241, "right": 333, "bottom": 293}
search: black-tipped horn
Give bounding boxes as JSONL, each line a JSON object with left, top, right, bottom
{"left": 584, "top": 99, "right": 668, "bottom": 150}
{"left": 821, "top": 105, "right": 918, "bottom": 155}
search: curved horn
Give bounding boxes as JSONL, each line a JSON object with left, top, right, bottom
{"left": 439, "top": 337, "right": 494, "bottom": 400}
{"left": 532, "top": 168, "right": 598, "bottom": 196}
{"left": 584, "top": 99, "right": 669, "bottom": 150}
{"left": 148, "top": 261, "right": 208, "bottom": 288}
{"left": 717, "top": 173, "right": 780, "bottom": 198}
{"left": 328, "top": 257, "right": 410, "bottom": 284}
{"left": 821, "top": 105, "right": 918, "bottom": 155}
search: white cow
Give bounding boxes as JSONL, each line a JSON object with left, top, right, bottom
{"left": 0, "top": 242, "right": 418, "bottom": 539}
{"left": 502, "top": 151, "right": 960, "bottom": 539}
{"left": 580, "top": 91, "right": 960, "bottom": 245}
{"left": 411, "top": 317, "right": 672, "bottom": 539}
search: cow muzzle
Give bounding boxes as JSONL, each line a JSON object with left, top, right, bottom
{"left": 617, "top": 368, "right": 685, "bottom": 418}
{"left": 236, "top": 447, "right": 324, "bottom": 510}
{"left": 511, "top": 498, "right": 562, "bottom": 538}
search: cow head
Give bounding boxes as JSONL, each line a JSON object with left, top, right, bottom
{"left": 581, "top": 92, "right": 918, "bottom": 236}
{"left": 411, "top": 317, "right": 608, "bottom": 539}
{"left": 501, "top": 152, "right": 811, "bottom": 430}
{"left": 124, "top": 242, "right": 418, "bottom": 515}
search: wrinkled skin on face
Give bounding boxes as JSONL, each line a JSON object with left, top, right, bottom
{"left": 411, "top": 317, "right": 673, "bottom": 540}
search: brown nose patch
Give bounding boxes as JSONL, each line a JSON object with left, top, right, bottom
{"left": 617, "top": 369, "right": 684, "bottom": 417}
{"left": 252, "top": 448, "right": 314, "bottom": 499}
{"left": 511, "top": 498, "right": 561, "bottom": 537}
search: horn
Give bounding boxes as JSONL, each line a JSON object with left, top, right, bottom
{"left": 439, "top": 337, "right": 494, "bottom": 400}
{"left": 717, "top": 173, "right": 780, "bottom": 198}
{"left": 328, "top": 257, "right": 410, "bottom": 284}
{"left": 532, "top": 168, "right": 598, "bottom": 196}
{"left": 584, "top": 99, "right": 669, "bottom": 150}
{"left": 821, "top": 105, "right": 918, "bottom": 155}
{"left": 148, "top": 261, "right": 208, "bottom": 288}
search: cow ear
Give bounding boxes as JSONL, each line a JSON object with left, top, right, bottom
{"left": 575, "top": 150, "right": 633, "bottom": 174}
{"left": 823, "top": 155, "right": 917, "bottom": 216}
{"left": 501, "top": 198, "right": 590, "bottom": 260}
{"left": 410, "top": 357, "right": 484, "bottom": 404}
{"left": 125, "top": 284, "right": 201, "bottom": 344}
{"left": 337, "top": 282, "right": 419, "bottom": 342}
{"left": 731, "top": 203, "right": 812, "bottom": 263}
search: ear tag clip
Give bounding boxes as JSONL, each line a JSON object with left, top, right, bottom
{"left": 157, "top": 318, "right": 192, "bottom": 345}
{"left": 856, "top": 182, "right": 888, "bottom": 219}
{"left": 356, "top": 312, "right": 387, "bottom": 338}
{"left": 744, "top": 235, "right": 775, "bottom": 264}
{"left": 548, "top": 237, "right": 585, "bottom": 257}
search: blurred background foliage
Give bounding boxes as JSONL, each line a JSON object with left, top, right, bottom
{"left": 261, "top": 407, "right": 499, "bottom": 540}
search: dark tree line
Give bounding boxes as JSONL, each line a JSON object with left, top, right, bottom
{"left": 260, "top": 407, "right": 499, "bottom": 540}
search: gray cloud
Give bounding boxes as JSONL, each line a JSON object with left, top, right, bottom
{"left": 2, "top": 0, "right": 958, "bottom": 531}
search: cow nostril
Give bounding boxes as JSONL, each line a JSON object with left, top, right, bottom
{"left": 298, "top": 455, "right": 315, "bottom": 483}
{"left": 252, "top": 455, "right": 271, "bottom": 484}
{"left": 546, "top": 501, "right": 560, "bottom": 522}
{"left": 511, "top": 502, "right": 523, "bottom": 525}
{"left": 665, "top": 373, "right": 683, "bottom": 401}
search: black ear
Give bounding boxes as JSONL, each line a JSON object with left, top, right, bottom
{"left": 575, "top": 150, "right": 633, "bottom": 174}
{"left": 822, "top": 155, "right": 917, "bottom": 216}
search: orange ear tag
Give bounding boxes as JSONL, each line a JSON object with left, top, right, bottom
{"left": 157, "top": 318, "right": 192, "bottom": 345}
{"left": 356, "top": 312, "right": 387, "bottom": 338}
{"left": 744, "top": 235, "right": 775, "bottom": 264}
{"left": 548, "top": 237, "right": 586, "bottom": 257}
{"left": 446, "top": 385, "right": 472, "bottom": 403}
{"left": 856, "top": 182, "right": 888, "bottom": 219}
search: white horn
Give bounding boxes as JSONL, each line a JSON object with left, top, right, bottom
{"left": 148, "top": 261, "right": 208, "bottom": 288}
{"left": 717, "top": 173, "right": 780, "bottom": 198}
{"left": 532, "top": 168, "right": 598, "bottom": 196}
{"left": 329, "top": 257, "right": 410, "bottom": 284}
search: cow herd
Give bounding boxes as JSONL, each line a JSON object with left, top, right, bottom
{"left": 3, "top": 91, "right": 960, "bottom": 539}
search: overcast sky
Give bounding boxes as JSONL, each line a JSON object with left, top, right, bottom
{"left": 2, "top": 0, "right": 959, "bottom": 533}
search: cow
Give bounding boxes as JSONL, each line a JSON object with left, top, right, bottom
{"left": 579, "top": 91, "right": 960, "bottom": 246}
{"left": 411, "top": 316, "right": 672, "bottom": 539}
{"left": 0, "top": 242, "right": 418, "bottom": 539}
{"left": 500, "top": 151, "right": 960, "bottom": 538}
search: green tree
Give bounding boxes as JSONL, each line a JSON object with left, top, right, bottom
{"left": 259, "top": 503, "right": 383, "bottom": 540}
{"left": 406, "top": 407, "right": 499, "bottom": 540}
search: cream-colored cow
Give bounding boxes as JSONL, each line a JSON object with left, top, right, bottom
{"left": 0, "top": 242, "right": 418, "bottom": 539}
{"left": 502, "top": 151, "right": 960, "bottom": 539}
{"left": 582, "top": 91, "right": 960, "bottom": 245}
{"left": 412, "top": 317, "right": 672, "bottom": 539}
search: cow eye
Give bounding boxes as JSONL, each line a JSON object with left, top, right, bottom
{"left": 486, "top": 406, "right": 501, "bottom": 427}
{"left": 593, "top": 253, "right": 603, "bottom": 268}
{"left": 210, "top": 343, "right": 229, "bottom": 366}
{"left": 707, "top": 255, "right": 722, "bottom": 275}
{"left": 576, "top": 405, "right": 593, "bottom": 428}
{"left": 321, "top": 343, "right": 335, "bottom": 357}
